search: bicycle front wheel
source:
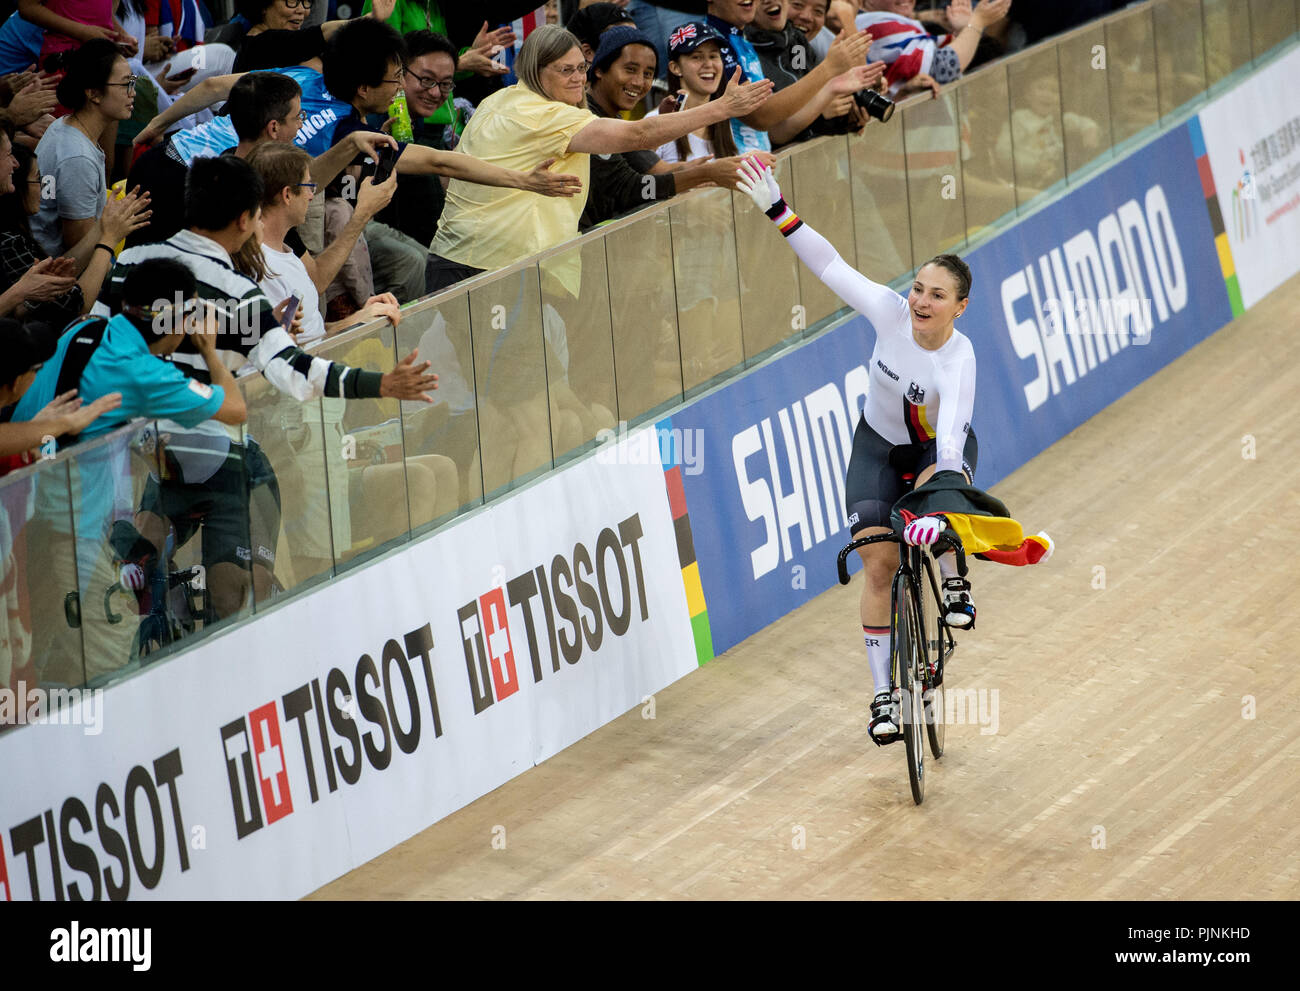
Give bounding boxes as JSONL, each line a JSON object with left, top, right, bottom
{"left": 894, "top": 576, "right": 925, "bottom": 805}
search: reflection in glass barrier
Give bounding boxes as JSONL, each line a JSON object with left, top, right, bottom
{"left": 733, "top": 160, "right": 802, "bottom": 362}
{"left": 396, "top": 293, "right": 484, "bottom": 532}
{"left": 312, "top": 321, "right": 414, "bottom": 571}
{"left": 669, "top": 187, "right": 745, "bottom": 395}
{"left": 792, "top": 135, "right": 855, "bottom": 329}
{"left": 1155, "top": 0, "right": 1208, "bottom": 120}
{"left": 1250, "top": 0, "right": 1299, "bottom": 60}
{"left": 957, "top": 63, "right": 1017, "bottom": 241}
{"left": 848, "top": 115, "right": 912, "bottom": 283}
{"left": 605, "top": 212, "right": 684, "bottom": 424}
{"left": 469, "top": 265, "right": 554, "bottom": 495}
{"left": 904, "top": 89, "right": 966, "bottom": 266}
{"left": 1058, "top": 24, "right": 1115, "bottom": 179}
{"left": 1005, "top": 46, "right": 1068, "bottom": 208}
{"left": 3, "top": 460, "right": 85, "bottom": 693}
{"left": 1203, "top": 0, "right": 1256, "bottom": 87}
{"left": 539, "top": 240, "right": 618, "bottom": 463}
{"left": 1106, "top": 9, "right": 1161, "bottom": 147}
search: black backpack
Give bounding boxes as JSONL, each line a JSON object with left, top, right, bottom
{"left": 53, "top": 316, "right": 111, "bottom": 449}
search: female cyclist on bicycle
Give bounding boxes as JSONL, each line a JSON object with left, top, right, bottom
{"left": 735, "top": 156, "right": 977, "bottom": 742}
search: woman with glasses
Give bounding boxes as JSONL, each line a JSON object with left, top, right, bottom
{"left": 232, "top": 0, "right": 400, "bottom": 72}
{"left": 428, "top": 23, "right": 773, "bottom": 293}
{"left": 31, "top": 39, "right": 140, "bottom": 257}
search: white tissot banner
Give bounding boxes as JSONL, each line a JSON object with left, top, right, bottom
{"left": 0, "top": 427, "right": 695, "bottom": 900}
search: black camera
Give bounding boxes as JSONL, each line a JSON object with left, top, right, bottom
{"left": 854, "top": 88, "right": 896, "bottom": 123}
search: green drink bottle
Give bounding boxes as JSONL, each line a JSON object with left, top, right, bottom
{"left": 389, "top": 89, "right": 414, "bottom": 143}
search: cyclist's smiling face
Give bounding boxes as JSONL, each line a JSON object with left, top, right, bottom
{"left": 909, "top": 264, "right": 967, "bottom": 336}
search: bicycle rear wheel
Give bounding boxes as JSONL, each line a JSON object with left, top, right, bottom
{"left": 894, "top": 576, "right": 925, "bottom": 805}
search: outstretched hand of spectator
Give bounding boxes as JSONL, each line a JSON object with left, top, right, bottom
{"left": 831, "top": 62, "right": 885, "bottom": 97}
{"left": 521, "top": 159, "right": 583, "bottom": 198}
{"left": 719, "top": 69, "right": 774, "bottom": 120}
{"left": 370, "top": 0, "right": 398, "bottom": 24}
{"left": 459, "top": 47, "right": 509, "bottom": 77}
{"left": 735, "top": 156, "right": 784, "bottom": 212}
{"left": 356, "top": 293, "right": 402, "bottom": 327}
{"left": 472, "top": 20, "right": 518, "bottom": 53}
{"left": 380, "top": 349, "right": 439, "bottom": 403}
{"left": 972, "top": 0, "right": 1013, "bottom": 30}
{"left": 899, "top": 72, "right": 941, "bottom": 99}
{"left": 100, "top": 186, "right": 153, "bottom": 245}
{"left": 826, "top": 27, "right": 872, "bottom": 74}
{"left": 5, "top": 79, "right": 57, "bottom": 128}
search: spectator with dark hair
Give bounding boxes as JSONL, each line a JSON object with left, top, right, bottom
{"left": 371, "top": 30, "right": 458, "bottom": 248}
{"left": 0, "top": 140, "right": 151, "bottom": 326}
{"left": 127, "top": 70, "right": 397, "bottom": 246}
{"left": 580, "top": 26, "right": 767, "bottom": 230}
{"left": 428, "top": 23, "right": 771, "bottom": 292}
{"left": 650, "top": 21, "right": 737, "bottom": 163}
{"left": 322, "top": 17, "right": 584, "bottom": 302}
{"left": 706, "top": 0, "right": 873, "bottom": 152}
{"left": 232, "top": 0, "right": 399, "bottom": 72}
{"left": 31, "top": 38, "right": 138, "bottom": 255}
{"left": 745, "top": 1, "right": 881, "bottom": 146}
{"left": 566, "top": 1, "right": 637, "bottom": 61}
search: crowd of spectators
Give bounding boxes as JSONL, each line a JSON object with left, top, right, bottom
{"left": 0, "top": 0, "right": 1150, "bottom": 691}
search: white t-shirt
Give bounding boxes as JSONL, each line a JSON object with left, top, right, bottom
{"left": 260, "top": 242, "right": 325, "bottom": 345}
{"left": 644, "top": 108, "right": 714, "bottom": 163}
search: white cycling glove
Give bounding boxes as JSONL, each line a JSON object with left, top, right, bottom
{"left": 735, "top": 156, "right": 783, "bottom": 212}
{"left": 903, "top": 515, "right": 946, "bottom": 547}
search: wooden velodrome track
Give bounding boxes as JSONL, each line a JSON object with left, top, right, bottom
{"left": 311, "top": 272, "right": 1300, "bottom": 901}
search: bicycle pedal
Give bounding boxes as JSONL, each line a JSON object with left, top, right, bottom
{"left": 870, "top": 730, "right": 903, "bottom": 747}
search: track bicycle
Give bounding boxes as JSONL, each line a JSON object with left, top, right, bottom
{"left": 837, "top": 526, "right": 967, "bottom": 805}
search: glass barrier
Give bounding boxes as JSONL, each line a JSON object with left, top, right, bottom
{"left": 1057, "top": 24, "right": 1115, "bottom": 179}
{"left": 903, "top": 88, "right": 967, "bottom": 264}
{"left": 733, "top": 157, "right": 803, "bottom": 363}
{"left": 605, "top": 211, "right": 684, "bottom": 425}
{"left": 1202, "top": 0, "right": 1256, "bottom": 88}
{"left": 7, "top": 0, "right": 1296, "bottom": 686}
{"left": 4, "top": 458, "right": 84, "bottom": 692}
{"left": 668, "top": 187, "right": 745, "bottom": 396}
{"left": 394, "top": 291, "right": 484, "bottom": 533}
{"left": 1155, "top": 0, "right": 1209, "bottom": 121}
{"left": 1106, "top": 7, "right": 1162, "bottom": 148}
{"left": 791, "top": 134, "right": 855, "bottom": 330}
{"left": 310, "top": 318, "right": 410, "bottom": 573}
{"left": 957, "top": 62, "right": 1017, "bottom": 242}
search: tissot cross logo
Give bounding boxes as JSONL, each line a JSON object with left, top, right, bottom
{"left": 221, "top": 702, "right": 294, "bottom": 840}
{"left": 459, "top": 586, "right": 520, "bottom": 715}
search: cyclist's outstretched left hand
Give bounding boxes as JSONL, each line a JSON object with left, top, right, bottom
{"left": 903, "top": 515, "right": 946, "bottom": 546}
{"left": 735, "top": 156, "right": 783, "bottom": 212}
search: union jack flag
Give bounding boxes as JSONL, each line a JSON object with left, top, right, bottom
{"left": 669, "top": 24, "right": 698, "bottom": 49}
{"left": 500, "top": 6, "right": 548, "bottom": 86}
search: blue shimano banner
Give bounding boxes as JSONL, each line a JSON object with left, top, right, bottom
{"left": 669, "top": 122, "right": 1231, "bottom": 657}
{"left": 961, "top": 123, "right": 1232, "bottom": 486}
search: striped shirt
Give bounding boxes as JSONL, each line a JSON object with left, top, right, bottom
{"left": 93, "top": 229, "right": 384, "bottom": 402}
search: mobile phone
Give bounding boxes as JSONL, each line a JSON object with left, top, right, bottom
{"left": 279, "top": 296, "right": 300, "bottom": 331}
{"left": 675, "top": 92, "right": 686, "bottom": 110}
{"left": 372, "top": 144, "right": 399, "bottom": 184}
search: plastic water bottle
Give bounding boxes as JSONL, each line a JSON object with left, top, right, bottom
{"left": 388, "top": 89, "right": 414, "bottom": 142}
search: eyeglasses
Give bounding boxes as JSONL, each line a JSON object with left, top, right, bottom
{"left": 280, "top": 0, "right": 314, "bottom": 8}
{"left": 295, "top": 182, "right": 318, "bottom": 192}
{"left": 548, "top": 61, "right": 591, "bottom": 78}
{"left": 106, "top": 75, "right": 139, "bottom": 93}
{"left": 294, "top": 109, "right": 308, "bottom": 122}
{"left": 404, "top": 69, "right": 455, "bottom": 94}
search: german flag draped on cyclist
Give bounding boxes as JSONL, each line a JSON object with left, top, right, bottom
{"left": 734, "top": 155, "right": 1050, "bottom": 744}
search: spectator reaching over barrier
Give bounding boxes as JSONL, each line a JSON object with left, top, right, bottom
{"left": 856, "top": 0, "right": 1012, "bottom": 98}
{"left": 428, "top": 23, "right": 772, "bottom": 293}
{"left": 231, "top": 0, "right": 399, "bottom": 72}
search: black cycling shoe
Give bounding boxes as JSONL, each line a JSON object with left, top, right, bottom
{"left": 942, "top": 577, "right": 976, "bottom": 630}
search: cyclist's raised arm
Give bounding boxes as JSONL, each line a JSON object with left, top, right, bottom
{"left": 734, "top": 157, "right": 906, "bottom": 332}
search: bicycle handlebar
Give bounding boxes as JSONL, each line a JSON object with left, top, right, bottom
{"left": 836, "top": 528, "right": 967, "bottom": 585}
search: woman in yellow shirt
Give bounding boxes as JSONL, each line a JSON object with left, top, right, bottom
{"left": 427, "top": 22, "right": 773, "bottom": 293}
